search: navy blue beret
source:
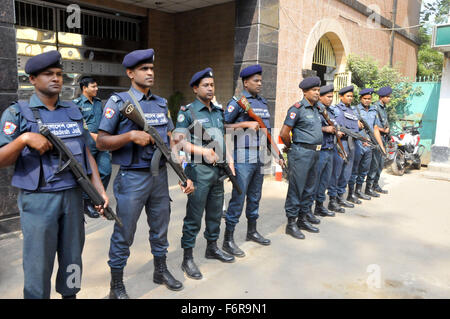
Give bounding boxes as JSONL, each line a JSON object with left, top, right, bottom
{"left": 122, "top": 49, "right": 155, "bottom": 68}
{"left": 359, "top": 88, "right": 374, "bottom": 96}
{"left": 190, "top": 67, "right": 214, "bottom": 87}
{"left": 377, "top": 86, "right": 392, "bottom": 97}
{"left": 25, "top": 50, "right": 62, "bottom": 75}
{"left": 240, "top": 64, "right": 262, "bottom": 79}
{"left": 339, "top": 85, "right": 354, "bottom": 95}
{"left": 299, "top": 76, "right": 321, "bottom": 90}
{"left": 320, "top": 85, "right": 334, "bottom": 96}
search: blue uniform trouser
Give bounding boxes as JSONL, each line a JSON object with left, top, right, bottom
{"left": 314, "top": 148, "right": 335, "bottom": 203}
{"left": 328, "top": 139, "right": 355, "bottom": 197}
{"left": 108, "top": 166, "right": 170, "bottom": 270}
{"left": 285, "top": 144, "right": 319, "bottom": 218}
{"left": 349, "top": 141, "right": 373, "bottom": 187}
{"left": 18, "top": 187, "right": 84, "bottom": 299}
{"left": 367, "top": 148, "right": 384, "bottom": 186}
{"left": 181, "top": 164, "right": 224, "bottom": 249}
{"left": 225, "top": 162, "right": 264, "bottom": 231}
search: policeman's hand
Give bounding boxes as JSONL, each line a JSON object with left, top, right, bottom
{"left": 282, "top": 146, "right": 290, "bottom": 154}
{"left": 358, "top": 121, "right": 364, "bottom": 129}
{"left": 130, "top": 130, "right": 155, "bottom": 146}
{"left": 247, "top": 122, "right": 260, "bottom": 131}
{"left": 278, "top": 158, "right": 286, "bottom": 169}
{"left": 203, "top": 148, "right": 219, "bottom": 164}
{"left": 94, "top": 191, "right": 109, "bottom": 217}
{"left": 385, "top": 127, "right": 390, "bottom": 134}
{"left": 180, "top": 179, "right": 195, "bottom": 195}
{"left": 337, "top": 131, "right": 345, "bottom": 138}
{"left": 22, "top": 132, "right": 53, "bottom": 155}
{"left": 323, "top": 126, "right": 335, "bottom": 134}
{"left": 363, "top": 142, "right": 370, "bottom": 147}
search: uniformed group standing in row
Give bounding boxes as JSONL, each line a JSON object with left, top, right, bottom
{"left": 0, "top": 48, "right": 391, "bottom": 299}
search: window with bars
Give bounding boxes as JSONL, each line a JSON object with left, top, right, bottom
{"left": 312, "top": 36, "right": 337, "bottom": 69}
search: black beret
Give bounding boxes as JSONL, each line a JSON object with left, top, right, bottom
{"left": 189, "top": 67, "right": 214, "bottom": 87}
{"left": 320, "top": 85, "right": 334, "bottom": 96}
{"left": 339, "top": 85, "right": 354, "bottom": 95}
{"left": 122, "top": 49, "right": 155, "bottom": 68}
{"left": 25, "top": 50, "right": 62, "bottom": 75}
{"left": 240, "top": 64, "right": 262, "bottom": 79}
{"left": 299, "top": 76, "right": 321, "bottom": 90}
{"left": 359, "top": 88, "right": 374, "bottom": 96}
{"left": 377, "top": 86, "right": 393, "bottom": 97}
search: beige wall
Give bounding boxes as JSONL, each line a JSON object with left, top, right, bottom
{"left": 274, "top": 0, "right": 420, "bottom": 127}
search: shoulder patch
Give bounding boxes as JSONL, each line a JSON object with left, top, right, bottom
{"left": 289, "top": 112, "right": 297, "bottom": 120}
{"left": 3, "top": 121, "right": 17, "bottom": 135}
{"left": 177, "top": 113, "right": 185, "bottom": 123}
{"left": 104, "top": 107, "right": 115, "bottom": 119}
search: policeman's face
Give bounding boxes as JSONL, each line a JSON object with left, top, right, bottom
{"left": 84, "top": 82, "right": 98, "bottom": 98}
{"left": 244, "top": 74, "right": 262, "bottom": 96}
{"left": 29, "top": 67, "right": 63, "bottom": 96}
{"left": 128, "top": 63, "right": 154, "bottom": 88}
{"left": 340, "top": 92, "right": 353, "bottom": 105}
{"left": 194, "top": 78, "right": 215, "bottom": 102}
{"left": 360, "top": 94, "right": 372, "bottom": 107}
{"left": 319, "top": 92, "right": 334, "bottom": 107}
{"left": 303, "top": 87, "right": 320, "bottom": 104}
{"left": 381, "top": 95, "right": 391, "bottom": 104}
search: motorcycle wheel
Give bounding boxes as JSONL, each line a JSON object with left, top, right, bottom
{"left": 391, "top": 150, "right": 405, "bottom": 176}
{"left": 412, "top": 156, "right": 421, "bottom": 170}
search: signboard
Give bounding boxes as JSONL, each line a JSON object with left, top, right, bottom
{"left": 432, "top": 23, "right": 450, "bottom": 52}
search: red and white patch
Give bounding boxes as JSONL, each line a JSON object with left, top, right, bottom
{"left": 104, "top": 107, "right": 115, "bottom": 119}
{"left": 289, "top": 112, "right": 296, "bottom": 120}
{"left": 227, "top": 105, "right": 235, "bottom": 113}
{"left": 3, "top": 121, "right": 17, "bottom": 135}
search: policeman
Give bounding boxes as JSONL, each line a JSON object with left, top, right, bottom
{"left": 327, "top": 86, "right": 360, "bottom": 212}
{"left": 280, "top": 76, "right": 323, "bottom": 239}
{"left": 222, "top": 64, "right": 273, "bottom": 257}
{"left": 97, "top": 49, "right": 194, "bottom": 298}
{"left": 367, "top": 86, "right": 391, "bottom": 194}
{"left": 0, "top": 50, "right": 108, "bottom": 299}
{"left": 311, "top": 85, "right": 339, "bottom": 218}
{"left": 348, "top": 88, "right": 381, "bottom": 202}
{"left": 73, "top": 76, "right": 112, "bottom": 218}
{"left": 173, "top": 68, "right": 235, "bottom": 280}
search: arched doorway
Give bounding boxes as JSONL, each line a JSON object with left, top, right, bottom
{"left": 312, "top": 35, "right": 337, "bottom": 86}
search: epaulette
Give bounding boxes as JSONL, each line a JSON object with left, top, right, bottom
{"left": 294, "top": 102, "right": 302, "bottom": 109}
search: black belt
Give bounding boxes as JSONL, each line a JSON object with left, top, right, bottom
{"left": 121, "top": 167, "right": 150, "bottom": 172}
{"left": 295, "top": 143, "right": 322, "bottom": 151}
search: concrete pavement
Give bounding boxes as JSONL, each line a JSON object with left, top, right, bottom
{"left": 0, "top": 166, "right": 449, "bottom": 299}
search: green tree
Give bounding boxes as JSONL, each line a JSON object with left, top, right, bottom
{"left": 346, "top": 54, "right": 422, "bottom": 123}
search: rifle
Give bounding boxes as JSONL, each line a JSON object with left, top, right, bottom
{"left": 186, "top": 108, "right": 243, "bottom": 195}
{"left": 232, "top": 96, "right": 286, "bottom": 169}
{"left": 357, "top": 115, "right": 386, "bottom": 155}
{"left": 316, "top": 105, "right": 348, "bottom": 163}
{"left": 39, "top": 126, "right": 123, "bottom": 227}
{"left": 337, "top": 125, "right": 375, "bottom": 147}
{"left": 119, "top": 101, "right": 189, "bottom": 187}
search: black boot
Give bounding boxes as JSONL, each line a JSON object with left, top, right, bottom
{"left": 373, "top": 184, "right": 388, "bottom": 194}
{"left": 153, "top": 255, "right": 183, "bottom": 291}
{"left": 109, "top": 268, "right": 130, "bottom": 299}
{"left": 314, "top": 201, "right": 335, "bottom": 217}
{"left": 347, "top": 184, "right": 362, "bottom": 204}
{"left": 246, "top": 220, "right": 271, "bottom": 245}
{"left": 285, "top": 217, "right": 305, "bottom": 239}
{"left": 297, "top": 214, "right": 320, "bottom": 233}
{"left": 181, "top": 248, "right": 202, "bottom": 280}
{"left": 337, "top": 194, "right": 354, "bottom": 208}
{"left": 223, "top": 227, "right": 245, "bottom": 257}
{"left": 61, "top": 295, "right": 76, "bottom": 299}
{"left": 365, "top": 183, "right": 380, "bottom": 197}
{"left": 355, "top": 184, "right": 371, "bottom": 200}
{"left": 205, "top": 241, "right": 235, "bottom": 263}
{"left": 328, "top": 196, "right": 345, "bottom": 213}
{"left": 305, "top": 209, "right": 321, "bottom": 224}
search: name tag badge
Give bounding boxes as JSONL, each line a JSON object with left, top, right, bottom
{"left": 145, "top": 113, "right": 168, "bottom": 126}
{"left": 253, "top": 108, "right": 270, "bottom": 118}
{"left": 344, "top": 112, "right": 357, "bottom": 121}
{"left": 198, "top": 118, "right": 209, "bottom": 124}
{"left": 46, "top": 122, "right": 82, "bottom": 138}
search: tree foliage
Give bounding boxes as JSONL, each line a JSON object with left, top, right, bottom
{"left": 346, "top": 54, "right": 422, "bottom": 123}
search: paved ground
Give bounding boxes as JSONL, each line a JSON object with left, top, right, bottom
{"left": 0, "top": 166, "right": 449, "bottom": 299}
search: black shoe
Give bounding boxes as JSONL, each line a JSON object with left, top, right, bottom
{"left": 314, "top": 202, "right": 335, "bottom": 217}
{"left": 181, "top": 248, "right": 202, "bottom": 280}
{"left": 285, "top": 217, "right": 305, "bottom": 239}
{"left": 337, "top": 195, "right": 355, "bottom": 208}
{"left": 305, "top": 211, "right": 321, "bottom": 224}
{"left": 373, "top": 184, "right": 388, "bottom": 194}
{"left": 246, "top": 220, "right": 271, "bottom": 245}
{"left": 347, "top": 185, "right": 362, "bottom": 204}
{"left": 328, "top": 197, "right": 345, "bottom": 213}
{"left": 83, "top": 199, "right": 100, "bottom": 218}
{"left": 365, "top": 184, "right": 380, "bottom": 197}
{"left": 153, "top": 255, "right": 183, "bottom": 291}
{"left": 355, "top": 184, "right": 371, "bottom": 200}
{"left": 109, "top": 269, "right": 130, "bottom": 299}
{"left": 205, "top": 241, "right": 235, "bottom": 263}
{"left": 61, "top": 295, "right": 76, "bottom": 299}
{"left": 223, "top": 228, "right": 245, "bottom": 257}
{"left": 297, "top": 215, "right": 320, "bottom": 233}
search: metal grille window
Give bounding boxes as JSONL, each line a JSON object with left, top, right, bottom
{"left": 312, "top": 36, "right": 337, "bottom": 69}
{"left": 15, "top": 1, "right": 55, "bottom": 31}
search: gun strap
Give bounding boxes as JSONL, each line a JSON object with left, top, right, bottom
{"left": 30, "top": 107, "right": 44, "bottom": 129}
{"left": 128, "top": 90, "right": 149, "bottom": 131}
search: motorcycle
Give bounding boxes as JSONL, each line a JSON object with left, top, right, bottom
{"left": 387, "top": 120, "right": 425, "bottom": 176}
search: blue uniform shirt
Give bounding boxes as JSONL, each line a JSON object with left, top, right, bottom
{"left": 373, "top": 100, "right": 389, "bottom": 129}
{"left": 331, "top": 102, "right": 360, "bottom": 133}
{"left": 224, "top": 90, "right": 271, "bottom": 162}
{"left": 355, "top": 103, "right": 381, "bottom": 138}
{"left": 283, "top": 98, "right": 323, "bottom": 145}
{"left": 317, "top": 102, "right": 336, "bottom": 150}
{"left": 73, "top": 94, "right": 104, "bottom": 133}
